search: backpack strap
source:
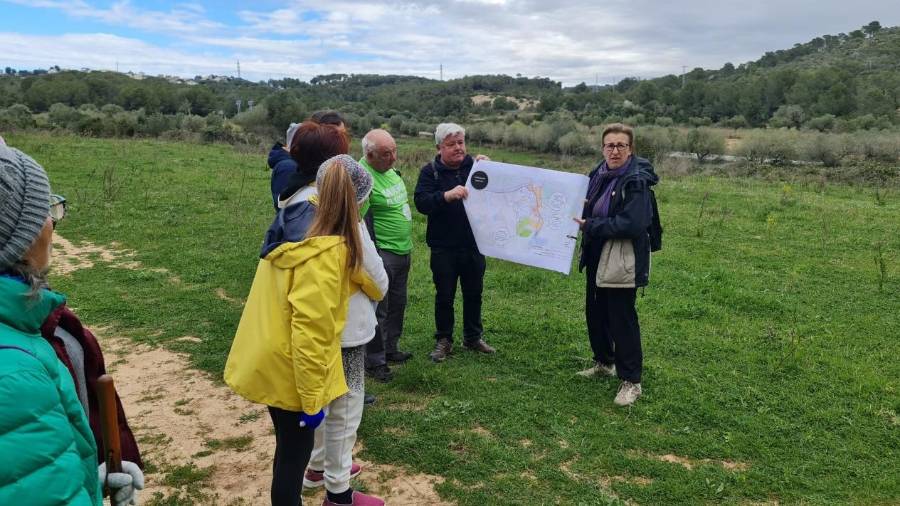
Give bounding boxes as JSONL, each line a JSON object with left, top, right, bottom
{"left": 429, "top": 161, "right": 438, "bottom": 181}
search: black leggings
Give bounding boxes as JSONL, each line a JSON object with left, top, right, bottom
{"left": 268, "top": 406, "right": 315, "bottom": 506}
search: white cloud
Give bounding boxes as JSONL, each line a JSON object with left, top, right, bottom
{"left": 4, "top": 0, "right": 224, "bottom": 36}
{"left": 3, "top": 0, "right": 900, "bottom": 85}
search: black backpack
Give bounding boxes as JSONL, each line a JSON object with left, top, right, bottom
{"left": 648, "top": 188, "right": 663, "bottom": 252}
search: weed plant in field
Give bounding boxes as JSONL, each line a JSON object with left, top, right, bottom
{"left": 7, "top": 132, "right": 898, "bottom": 505}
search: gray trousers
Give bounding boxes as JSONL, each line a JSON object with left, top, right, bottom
{"left": 365, "top": 250, "right": 411, "bottom": 368}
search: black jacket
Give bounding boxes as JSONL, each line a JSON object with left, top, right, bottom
{"left": 579, "top": 156, "right": 659, "bottom": 287}
{"left": 413, "top": 155, "right": 478, "bottom": 249}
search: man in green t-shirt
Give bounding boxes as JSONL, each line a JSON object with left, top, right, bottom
{"left": 361, "top": 129, "right": 414, "bottom": 382}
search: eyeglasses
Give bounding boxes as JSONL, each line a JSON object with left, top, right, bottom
{"left": 602, "top": 143, "right": 630, "bottom": 152}
{"left": 49, "top": 194, "right": 66, "bottom": 228}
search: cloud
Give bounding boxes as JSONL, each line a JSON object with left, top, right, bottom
{"left": 0, "top": 32, "right": 237, "bottom": 76}
{"left": 2, "top": 0, "right": 900, "bottom": 85}
{"left": 4, "top": 0, "right": 223, "bottom": 36}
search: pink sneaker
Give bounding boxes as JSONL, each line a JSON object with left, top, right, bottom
{"left": 303, "top": 463, "right": 362, "bottom": 488}
{"left": 322, "top": 491, "right": 385, "bottom": 506}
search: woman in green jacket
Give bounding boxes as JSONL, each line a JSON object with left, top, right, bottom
{"left": 0, "top": 144, "right": 142, "bottom": 505}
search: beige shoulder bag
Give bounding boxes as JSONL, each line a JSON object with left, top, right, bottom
{"left": 595, "top": 238, "right": 636, "bottom": 288}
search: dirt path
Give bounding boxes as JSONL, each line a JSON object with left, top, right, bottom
{"left": 52, "top": 233, "right": 453, "bottom": 506}
{"left": 100, "top": 333, "right": 451, "bottom": 506}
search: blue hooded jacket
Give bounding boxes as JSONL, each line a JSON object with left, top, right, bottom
{"left": 267, "top": 142, "right": 297, "bottom": 210}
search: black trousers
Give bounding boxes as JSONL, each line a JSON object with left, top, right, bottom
{"left": 268, "top": 406, "right": 315, "bottom": 506}
{"left": 584, "top": 260, "right": 643, "bottom": 383}
{"left": 430, "top": 247, "right": 485, "bottom": 342}
{"left": 366, "top": 250, "right": 411, "bottom": 368}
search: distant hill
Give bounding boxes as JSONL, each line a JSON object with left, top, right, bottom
{"left": 1, "top": 21, "right": 897, "bottom": 133}
{"left": 553, "top": 23, "right": 899, "bottom": 128}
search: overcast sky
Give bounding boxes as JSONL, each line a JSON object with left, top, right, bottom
{"left": 1, "top": 0, "right": 898, "bottom": 86}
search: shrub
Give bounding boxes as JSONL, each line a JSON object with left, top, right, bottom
{"left": 138, "top": 113, "right": 175, "bottom": 137}
{"left": 483, "top": 122, "right": 505, "bottom": 144}
{"left": 860, "top": 133, "right": 900, "bottom": 162}
{"left": 502, "top": 121, "right": 531, "bottom": 148}
{"left": 720, "top": 115, "right": 749, "bottom": 129}
{"left": 800, "top": 133, "right": 841, "bottom": 166}
{"left": 180, "top": 114, "right": 207, "bottom": 133}
{"left": 101, "top": 104, "right": 124, "bottom": 115}
{"left": 109, "top": 110, "right": 140, "bottom": 137}
{"left": 231, "top": 105, "right": 272, "bottom": 138}
{"left": 47, "top": 103, "right": 83, "bottom": 129}
{"left": 738, "top": 130, "right": 797, "bottom": 165}
{"left": 465, "top": 122, "right": 489, "bottom": 144}
{"left": 655, "top": 116, "right": 674, "bottom": 127}
{"left": 558, "top": 131, "right": 594, "bottom": 156}
{"left": 635, "top": 126, "right": 676, "bottom": 163}
{"left": 74, "top": 113, "right": 105, "bottom": 136}
{"left": 684, "top": 128, "right": 726, "bottom": 163}
{"left": 623, "top": 113, "right": 646, "bottom": 126}
{"left": 0, "top": 104, "right": 35, "bottom": 129}
{"left": 492, "top": 96, "right": 517, "bottom": 111}
{"left": 770, "top": 105, "right": 804, "bottom": 129}
{"left": 805, "top": 114, "right": 836, "bottom": 132}
{"left": 531, "top": 122, "right": 558, "bottom": 153}
{"left": 388, "top": 114, "right": 406, "bottom": 133}
{"left": 688, "top": 116, "right": 712, "bottom": 127}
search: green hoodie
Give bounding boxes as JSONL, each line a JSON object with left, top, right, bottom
{"left": 0, "top": 277, "right": 101, "bottom": 506}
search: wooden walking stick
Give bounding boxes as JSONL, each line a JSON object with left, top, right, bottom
{"left": 96, "top": 374, "right": 123, "bottom": 504}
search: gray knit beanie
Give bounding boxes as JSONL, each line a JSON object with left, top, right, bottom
{"left": 0, "top": 144, "right": 51, "bottom": 270}
{"left": 317, "top": 154, "right": 373, "bottom": 205}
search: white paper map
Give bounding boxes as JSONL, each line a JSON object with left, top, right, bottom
{"left": 463, "top": 160, "right": 589, "bottom": 274}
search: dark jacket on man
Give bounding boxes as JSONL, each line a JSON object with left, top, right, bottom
{"left": 579, "top": 156, "right": 659, "bottom": 287}
{"left": 413, "top": 154, "right": 478, "bottom": 249}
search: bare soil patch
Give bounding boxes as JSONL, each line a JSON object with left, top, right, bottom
{"left": 51, "top": 233, "right": 180, "bottom": 285}
{"left": 97, "top": 333, "right": 453, "bottom": 505}
{"left": 51, "top": 233, "right": 136, "bottom": 275}
{"left": 470, "top": 94, "right": 538, "bottom": 110}
{"left": 628, "top": 450, "right": 750, "bottom": 472}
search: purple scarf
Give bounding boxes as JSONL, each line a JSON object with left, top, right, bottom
{"left": 587, "top": 158, "right": 630, "bottom": 218}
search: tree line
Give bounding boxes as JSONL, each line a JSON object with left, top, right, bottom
{"left": 1, "top": 22, "right": 896, "bottom": 142}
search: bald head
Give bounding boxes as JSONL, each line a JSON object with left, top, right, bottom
{"left": 362, "top": 129, "right": 397, "bottom": 172}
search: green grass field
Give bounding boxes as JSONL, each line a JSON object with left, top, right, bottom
{"left": 7, "top": 132, "right": 898, "bottom": 505}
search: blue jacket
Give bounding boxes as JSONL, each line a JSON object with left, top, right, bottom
{"left": 261, "top": 186, "right": 317, "bottom": 258}
{"left": 579, "top": 156, "right": 659, "bottom": 287}
{"left": 267, "top": 143, "right": 297, "bottom": 210}
{"left": 0, "top": 277, "right": 101, "bottom": 506}
{"left": 413, "top": 155, "right": 478, "bottom": 250}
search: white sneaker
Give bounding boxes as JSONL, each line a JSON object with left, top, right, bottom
{"left": 576, "top": 362, "right": 616, "bottom": 378}
{"left": 614, "top": 381, "right": 642, "bottom": 406}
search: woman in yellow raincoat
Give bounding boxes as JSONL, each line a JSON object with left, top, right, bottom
{"left": 224, "top": 159, "right": 379, "bottom": 506}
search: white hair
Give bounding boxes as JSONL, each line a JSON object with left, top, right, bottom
{"left": 285, "top": 122, "right": 301, "bottom": 150}
{"left": 361, "top": 129, "right": 393, "bottom": 155}
{"left": 361, "top": 130, "right": 379, "bottom": 155}
{"left": 434, "top": 123, "right": 465, "bottom": 146}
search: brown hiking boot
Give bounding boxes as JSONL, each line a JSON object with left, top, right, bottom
{"left": 430, "top": 338, "right": 453, "bottom": 362}
{"left": 463, "top": 338, "right": 496, "bottom": 354}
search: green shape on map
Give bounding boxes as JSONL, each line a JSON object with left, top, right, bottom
{"left": 516, "top": 218, "right": 533, "bottom": 237}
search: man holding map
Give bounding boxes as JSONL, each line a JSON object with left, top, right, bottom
{"left": 414, "top": 123, "right": 496, "bottom": 362}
